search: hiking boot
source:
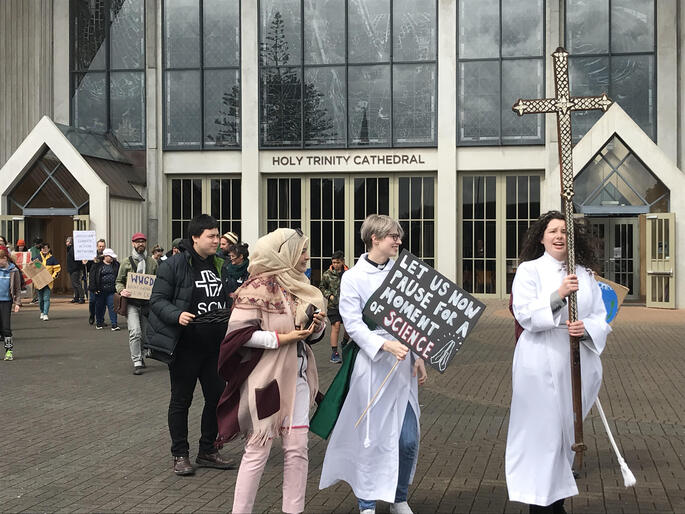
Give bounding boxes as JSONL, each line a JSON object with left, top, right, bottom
{"left": 330, "top": 350, "right": 342, "bottom": 364}
{"left": 3, "top": 350, "right": 13, "bottom": 361}
{"left": 173, "top": 456, "right": 195, "bottom": 476}
{"left": 196, "top": 451, "right": 236, "bottom": 469}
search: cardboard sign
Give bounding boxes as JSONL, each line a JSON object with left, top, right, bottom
{"left": 362, "top": 250, "right": 486, "bottom": 373}
{"left": 125, "top": 272, "right": 156, "bottom": 300}
{"left": 23, "top": 260, "right": 54, "bottom": 290}
{"left": 73, "top": 230, "right": 97, "bottom": 260}
{"left": 596, "top": 275, "right": 630, "bottom": 323}
{"left": 13, "top": 252, "right": 32, "bottom": 285}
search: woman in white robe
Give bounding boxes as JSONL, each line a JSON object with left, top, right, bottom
{"left": 506, "top": 211, "right": 611, "bottom": 513}
{"left": 319, "top": 214, "right": 427, "bottom": 514}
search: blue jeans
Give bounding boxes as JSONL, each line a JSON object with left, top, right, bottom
{"left": 95, "top": 292, "right": 117, "bottom": 326}
{"left": 358, "top": 403, "right": 418, "bottom": 511}
{"left": 38, "top": 287, "right": 51, "bottom": 315}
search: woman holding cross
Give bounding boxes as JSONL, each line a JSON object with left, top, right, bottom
{"left": 319, "top": 214, "right": 427, "bottom": 514}
{"left": 506, "top": 210, "right": 611, "bottom": 513}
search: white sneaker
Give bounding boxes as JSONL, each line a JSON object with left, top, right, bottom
{"left": 360, "top": 510, "right": 375, "bottom": 514}
{"left": 389, "top": 502, "right": 413, "bottom": 514}
{"left": 42, "top": 314, "right": 49, "bottom": 321}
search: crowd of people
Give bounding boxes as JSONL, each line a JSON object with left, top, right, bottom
{"left": 0, "top": 209, "right": 611, "bottom": 514}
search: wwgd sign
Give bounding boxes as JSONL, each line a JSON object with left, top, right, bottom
{"left": 363, "top": 250, "right": 486, "bottom": 373}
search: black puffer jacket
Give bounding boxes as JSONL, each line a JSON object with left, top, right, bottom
{"left": 146, "top": 241, "right": 237, "bottom": 363}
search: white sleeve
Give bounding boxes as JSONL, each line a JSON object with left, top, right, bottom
{"left": 243, "top": 330, "right": 279, "bottom": 349}
{"left": 338, "top": 272, "right": 386, "bottom": 361}
{"left": 512, "top": 262, "right": 564, "bottom": 332}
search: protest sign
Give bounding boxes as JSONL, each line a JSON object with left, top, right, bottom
{"left": 23, "top": 260, "right": 53, "bottom": 290}
{"left": 13, "top": 252, "right": 32, "bottom": 285}
{"left": 596, "top": 275, "right": 629, "bottom": 323}
{"left": 125, "top": 272, "right": 156, "bottom": 300}
{"left": 73, "top": 230, "right": 97, "bottom": 260}
{"left": 362, "top": 250, "right": 486, "bottom": 373}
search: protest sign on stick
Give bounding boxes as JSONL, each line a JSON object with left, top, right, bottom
{"left": 362, "top": 250, "right": 486, "bottom": 373}
{"left": 73, "top": 230, "right": 97, "bottom": 261}
{"left": 125, "top": 272, "right": 156, "bottom": 300}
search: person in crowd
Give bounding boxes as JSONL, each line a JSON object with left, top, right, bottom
{"left": 0, "top": 236, "right": 7, "bottom": 247}
{"left": 85, "top": 239, "right": 106, "bottom": 324}
{"left": 164, "top": 238, "right": 183, "bottom": 259}
{"left": 91, "top": 248, "right": 120, "bottom": 331}
{"left": 319, "top": 250, "right": 349, "bottom": 364}
{"left": 216, "top": 227, "right": 326, "bottom": 514}
{"left": 0, "top": 249, "right": 22, "bottom": 361}
{"left": 218, "top": 231, "right": 239, "bottom": 258}
{"left": 147, "top": 214, "right": 236, "bottom": 476}
{"left": 151, "top": 245, "right": 165, "bottom": 261}
{"left": 66, "top": 236, "right": 85, "bottom": 304}
{"left": 116, "top": 232, "right": 158, "bottom": 375}
{"left": 29, "top": 237, "right": 42, "bottom": 304}
{"left": 15, "top": 239, "right": 27, "bottom": 252}
{"left": 226, "top": 242, "right": 250, "bottom": 287}
{"left": 320, "top": 215, "right": 427, "bottom": 514}
{"left": 506, "top": 211, "right": 611, "bottom": 514}
{"left": 36, "top": 243, "right": 61, "bottom": 321}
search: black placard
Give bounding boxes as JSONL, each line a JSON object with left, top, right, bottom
{"left": 362, "top": 250, "right": 486, "bottom": 373}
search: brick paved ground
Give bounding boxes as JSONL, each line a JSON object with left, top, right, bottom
{"left": 0, "top": 298, "right": 683, "bottom": 513}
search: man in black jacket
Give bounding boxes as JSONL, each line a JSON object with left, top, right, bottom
{"left": 147, "top": 214, "right": 237, "bottom": 476}
{"left": 66, "top": 237, "right": 85, "bottom": 303}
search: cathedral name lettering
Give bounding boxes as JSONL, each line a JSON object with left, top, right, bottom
{"left": 271, "top": 154, "right": 427, "bottom": 167}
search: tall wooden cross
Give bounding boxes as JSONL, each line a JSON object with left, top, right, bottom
{"left": 512, "top": 47, "right": 612, "bottom": 464}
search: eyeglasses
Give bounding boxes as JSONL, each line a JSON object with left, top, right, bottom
{"left": 278, "top": 227, "right": 304, "bottom": 253}
{"left": 387, "top": 233, "right": 401, "bottom": 241}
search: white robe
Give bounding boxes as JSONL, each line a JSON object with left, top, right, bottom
{"left": 506, "top": 252, "right": 611, "bottom": 506}
{"left": 319, "top": 255, "right": 421, "bottom": 502}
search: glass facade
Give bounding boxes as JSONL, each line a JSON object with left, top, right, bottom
{"left": 71, "top": 0, "right": 145, "bottom": 148}
{"left": 457, "top": 0, "right": 545, "bottom": 145}
{"left": 163, "top": 0, "right": 241, "bottom": 149}
{"left": 566, "top": 0, "right": 656, "bottom": 142}
{"left": 259, "top": 0, "right": 437, "bottom": 148}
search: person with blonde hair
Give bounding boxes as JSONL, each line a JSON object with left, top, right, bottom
{"left": 320, "top": 214, "right": 427, "bottom": 514}
{"left": 216, "top": 227, "right": 327, "bottom": 514}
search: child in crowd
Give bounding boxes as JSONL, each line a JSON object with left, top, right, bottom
{"left": 319, "top": 250, "right": 349, "bottom": 363}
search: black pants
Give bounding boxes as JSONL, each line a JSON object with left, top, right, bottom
{"left": 530, "top": 499, "right": 566, "bottom": 513}
{"left": 70, "top": 270, "right": 85, "bottom": 300}
{"left": 168, "top": 338, "right": 225, "bottom": 457}
{"left": 0, "top": 300, "right": 12, "bottom": 339}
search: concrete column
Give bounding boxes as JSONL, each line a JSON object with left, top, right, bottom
{"left": 145, "top": 0, "right": 161, "bottom": 245}
{"left": 436, "top": 0, "right": 457, "bottom": 281}
{"left": 542, "top": 0, "right": 562, "bottom": 213}
{"left": 240, "top": 0, "right": 260, "bottom": 246}
{"left": 657, "top": 0, "right": 678, "bottom": 162}
{"left": 53, "top": 0, "right": 69, "bottom": 124}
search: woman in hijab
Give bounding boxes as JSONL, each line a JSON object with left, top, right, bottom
{"left": 216, "top": 227, "right": 327, "bottom": 514}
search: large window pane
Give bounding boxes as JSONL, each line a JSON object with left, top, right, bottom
{"left": 110, "top": 0, "right": 145, "bottom": 69}
{"left": 261, "top": 67, "right": 302, "bottom": 146}
{"left": 612, "top": 55, "right": 655, "bottom": 140}
{"left": 611, "top": 0, "right": 654, "bottom": 53}
{"left": 569, "top": 56, "right": 610, "bottom": 143}
{"left": 304, "top": 66, "right": 346, "bottom": 146}
{"left": 458, "top": 0, "right": 498, "bottom": 59}
{"left": 502, "top": 59, "right": 544, "bottom": 143}
{"left": 204, "top": 69, "right": 240, "bottom": 147}
{"left": 164, "top": 0, "right": 200, "bottom": 68}
{"left": 348, "top": 65, "right": 391, "bottom": 146}
{"left": 110, "top": 71, "right": 145, "bottom": 147}
{"left": 73, "top": 72, "right": 107, "bottom": 132}
{"left": 304, "top": 0, "right": 345, "bottom": 65}
{"left": 502, "top": 0, "right": 543, "bottom": 57}
{"left": 165, "top": 70, "right": 202, "bottom": 147}
{"left": 73, "top": 1, "right": 108, "bottom": 70}
{"left": 204, "top": 0, "right": 240, "bottom": 67}
{"left": 393, "top": 0, "right": 436, "bottom": 61}
{"left": 260, "top": 0, "right": 302, "bottom": 66}
{"left": 458, "top": 61, "right": 499, "bottom": 144}
{"left": 566, "top": 0, "right": 609, "bottom": 54}
{"left": 393, "top": 63, "right": 436, "bottom": 145}
{"left": 348, "top": 0, "right": 390, "bottom": 63}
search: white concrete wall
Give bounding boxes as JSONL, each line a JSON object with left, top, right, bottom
{"left": 110, "top": 198, "right": 145, "bottom": 261}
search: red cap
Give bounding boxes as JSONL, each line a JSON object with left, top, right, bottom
{"left": 131, "top": 232, "right": 147, "bottom": 242}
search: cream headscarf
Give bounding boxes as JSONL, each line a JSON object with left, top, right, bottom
{"left": 247, "top": 228, "right": 326, "bottom": 326}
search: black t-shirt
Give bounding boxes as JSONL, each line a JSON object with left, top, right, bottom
{"left": 182, "top": 254, "right": 228, "bottom": 344}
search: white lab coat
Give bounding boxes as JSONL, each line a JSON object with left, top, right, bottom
{"left": 319, "top": 255, "right": 421, "bottom": 502}
{"left": 506, "top": 252, "right": 611, "bottom": 506}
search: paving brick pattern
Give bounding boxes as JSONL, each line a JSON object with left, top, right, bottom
{"left": 1, "top": 298, "right": 683, "bottom": 513}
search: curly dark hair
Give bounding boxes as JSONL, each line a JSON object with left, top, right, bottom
{"left": 519, "top": 210, "right": 600, "bottom": 271}
{"left": 228, "top": 242, "right": 249, "bottom": 260}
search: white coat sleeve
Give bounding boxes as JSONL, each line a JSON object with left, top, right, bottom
{"left": 338, "top": 272, "right": 386, "bottom": 361}
{"left": 579, "top": 270, "right": 611, "bottom": 355}
{"left": 243, "top": 330, "right": 279, "bottom": 349}
{"left": 512, "top": 262, "right": 564, "bottom": 332}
